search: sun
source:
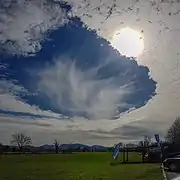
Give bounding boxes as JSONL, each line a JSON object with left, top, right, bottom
{"left": 111, "top": 27, "right": 144, "bottom": 58}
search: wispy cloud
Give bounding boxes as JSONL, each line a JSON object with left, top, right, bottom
{"left": 37, "top": 58, "right": 133, "bottom": 120}
{"left": 0, "top": 115, "right": 52, "bottom": 127}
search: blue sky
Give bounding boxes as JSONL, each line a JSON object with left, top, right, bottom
{"left": 0, "top": 0, "right": 180, "bottom": 145}
{"left": 0, "top": 15, "right": 156, "bottom": 120}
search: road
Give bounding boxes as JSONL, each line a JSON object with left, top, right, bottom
{"left": 164, "top": 170, "right": 180, "bottom": 180}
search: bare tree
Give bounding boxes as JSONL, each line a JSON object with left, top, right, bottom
{"left": 139, "top": 135, "right": 151, "bottom": 147}
{"left": 166, "top": 117, "right": 180, "bottom": 146}
{"left": 139, "top": 135, "right": 151, "bottom": 162}
{"left": 11, "top": 133, "right": 32, "bottom": 152}
{"left": 54, "top": 140, "right": 59, "bottom": 154}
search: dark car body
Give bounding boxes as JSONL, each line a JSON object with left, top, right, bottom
{"left": 163, "top": 157, "right": 180, "bottom": 172}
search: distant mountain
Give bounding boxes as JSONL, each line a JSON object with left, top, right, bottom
{"left": 40, "top": 144, "right": 54, "bottom": 149}
{"left": 59, "top": 144, "right": 91, "bottom": 151}
{"left": 91, "top": 145, "right": 107, "bottom": 151}
{"left": 40, "top": 143, "right": 108, "bottom": 151}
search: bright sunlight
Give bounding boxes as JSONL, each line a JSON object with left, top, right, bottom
{"left": 111, "top": 27, "right": 144, "bottom": 58}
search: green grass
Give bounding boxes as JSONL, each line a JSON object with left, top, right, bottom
{"left": 0, "top": 152, "right": 163, "bottom": 180}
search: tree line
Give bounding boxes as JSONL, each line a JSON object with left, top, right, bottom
{"left": 0, "top": 134, "right": 109, "bottom": 154}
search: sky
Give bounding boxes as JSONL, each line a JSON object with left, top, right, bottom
{"left": 0, "top": 0, "right": 180, "bottom": 146}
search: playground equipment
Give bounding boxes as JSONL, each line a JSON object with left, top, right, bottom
{"left": 112, "top": 144, "right": 129, "bottom": 162}
{"left": 112, "top": 134, "right": 163, "bottom": 163}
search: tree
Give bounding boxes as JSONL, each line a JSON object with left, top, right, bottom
{"left": 54, "top": 140, "right": 59, "bottom": 154}
{"left": 139, "top": 135, "right": 151, "bottom": 147}
{"left": 11, "top": 133, "right": 32, "bottom": 152}
{"left": 139, "top": 135, "right": 151, "bottom": 162}
{"left": 166, "top": 117, "right": 180, "bottom": 147}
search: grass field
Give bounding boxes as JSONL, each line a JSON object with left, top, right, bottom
{"left": 0, "top": 152, "right": 163, "bottom": 180}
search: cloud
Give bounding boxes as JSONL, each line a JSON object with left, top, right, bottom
{"left": 0, "top": 115, "right": 52, "bottom": 127}
{"left": 108, "top": 118, "right": 168, "bottom": 142}
{"left": 0, "top": 13, "right": 156, "bottom": 120}
{"left": 112, "top": 125, "right": 155, "bottom": 139}
{"left": 0, "top": 0, "right": 160, "bottom": 145}
{"left": 0, "top": 80, "right": 64, "bottom": 119}
{"left": 0, "top": 120, "right": 124, "bottom": 146}
{"left": 0, "top": 0, "right": 70, "bottom": 56}
{"left": 36, "top": 59, "right": 133, "bottom": 119}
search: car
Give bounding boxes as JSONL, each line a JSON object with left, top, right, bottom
{"left": 163, "top": 157, "right": 180, "bottom": 172}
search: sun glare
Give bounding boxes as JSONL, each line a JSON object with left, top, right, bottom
{"left": 111, "top": 27, "right": 144, "bottom": 58}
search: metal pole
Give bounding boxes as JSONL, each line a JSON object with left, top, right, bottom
{"left": 123, "top": 145, "right": 125, "bottom": 163}
{"left": 126, "top": 146, "right": 128, "bottom": 162}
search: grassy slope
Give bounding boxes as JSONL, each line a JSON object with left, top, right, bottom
{"left": 0, "top": 152, "right": 163, "bottom": 180}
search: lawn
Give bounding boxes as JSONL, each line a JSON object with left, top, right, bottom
{"left": 0, "top": 152, "right": 163, "bottom": 180}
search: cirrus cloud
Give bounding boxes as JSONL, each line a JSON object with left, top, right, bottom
{"left": 0, "top": 13, "right": 156, "bottom": 120}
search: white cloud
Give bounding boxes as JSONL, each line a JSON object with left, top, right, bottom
{"left": 0, "top": 0, "right": 69, "bottom": 56}
{"left": 0, "top": 80, "right": 62, "bottom": 118}
{"left": 0, "top": 115, "right": 129, "bottom": 146}
{"left": 37, "top": 57, "right": 133, "bottom": 120}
